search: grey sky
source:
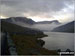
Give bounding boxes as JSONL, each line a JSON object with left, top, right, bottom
{"left": 0, "top": 0, "right": 74, "bottom": 23}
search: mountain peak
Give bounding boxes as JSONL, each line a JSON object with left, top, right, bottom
{"left": 1, "top": 17, "right": 35, "bottom": 25}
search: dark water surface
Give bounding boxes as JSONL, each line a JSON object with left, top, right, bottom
{"left": 42, "top": 32, "right": 74, "bottom": 51}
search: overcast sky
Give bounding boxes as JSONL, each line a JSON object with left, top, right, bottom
{"left": 0, "top": 0, "right": 74, "bottom": 23}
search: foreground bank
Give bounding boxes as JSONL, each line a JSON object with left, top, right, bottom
{"left": 1, "top": 20, "right": 58, "bottom": 55}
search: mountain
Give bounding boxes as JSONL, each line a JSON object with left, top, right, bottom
{"left": 1, "top": 20, "right": 45, "bottom": 35}
{"left": 1, "top": 17, "right": 60, "bottom": 25}
{"left": 36, "top": 20, "right": 60, "bottom": 24}
{"left": 1, "top": 17, "right": 35, "bottom": 25}
{"left": 52, "top": 21, "right": 74, "bottom": 33}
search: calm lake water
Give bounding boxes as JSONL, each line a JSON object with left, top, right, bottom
{"left": 42, "top": 32, "right": 74, "bottom": 51}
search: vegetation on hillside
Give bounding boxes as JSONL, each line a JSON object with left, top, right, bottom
{"left": 1, "top": 20, "right": 58, "bottom": 55}
{"left": 11, "top": 34, "right": 58, "bottom": 55}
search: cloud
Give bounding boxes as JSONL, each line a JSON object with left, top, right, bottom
{"left": 0, "top": 0, "right": 74, "bottom": 22}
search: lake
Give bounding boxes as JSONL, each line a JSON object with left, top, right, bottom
{"left": 42, "top": 32, "right": 74, "bottom": 51}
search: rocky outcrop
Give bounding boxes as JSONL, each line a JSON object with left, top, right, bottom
{"left": 1, "top": 32, "right": 17, "bottom": 55}
{"left": 37, "top": 39, "right": 45, "bottom": 47}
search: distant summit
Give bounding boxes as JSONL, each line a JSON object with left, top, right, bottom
{"left": 52, "top": 21, "right": 74, "bottom": 33}
{"left": 36, "top": 20, "right": 60, "bottom": 24}
{"left": 1, "top": 17, "right": 35, "bottom": 25}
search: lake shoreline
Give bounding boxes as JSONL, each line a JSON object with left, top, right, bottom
{"left": 10, "top": 33, "right": 58, "bottom": 55}
{"left": 42, "top": 32, "right": 74, "bottom": 51}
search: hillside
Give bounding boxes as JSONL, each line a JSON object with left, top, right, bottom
{"left": 1, "top": 20, "right": 58, "bottom": 55}
{"left": 1, "top": 20, "right": 44, "bottom": 35}
{"left": 1, "top": 17, "right": 35, "bottom": 25}
{"left": 52, "top": 21, "right": 74, "bottom": 33}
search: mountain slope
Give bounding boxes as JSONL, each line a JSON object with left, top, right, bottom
{"left": 1, "top": 17, "right": 35, "bottom": 25}
{"left": 52, "top": 21, "right": 74, "bottom": 33}
{"left": 1, "top": 20, "right": 45, "bottom": 35}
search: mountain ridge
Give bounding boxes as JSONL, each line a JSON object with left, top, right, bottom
{"left": 1, "top": 17, "right": 35, "bottom": 25}
{"left": 1, "top": 17, "right": 60, "bottom": 25}
{"left": 1, "top": 20, "right": 46, "bottom": 35}
{"left": 52, "top": 21, "right": 74, "bottom": 33}
{"left": 35, "top": 20, "right": 60, "bottom": 24}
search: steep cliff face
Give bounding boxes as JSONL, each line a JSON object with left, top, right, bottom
{"left": 52, "top": 21, "right": 74, "bottom": 33}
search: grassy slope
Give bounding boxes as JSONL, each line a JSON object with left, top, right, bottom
{"left": 11, "top": 34, "right": 58, "bottom": 55}
{"left": 1, "top": 21, "right": 58, "bottom": 55}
